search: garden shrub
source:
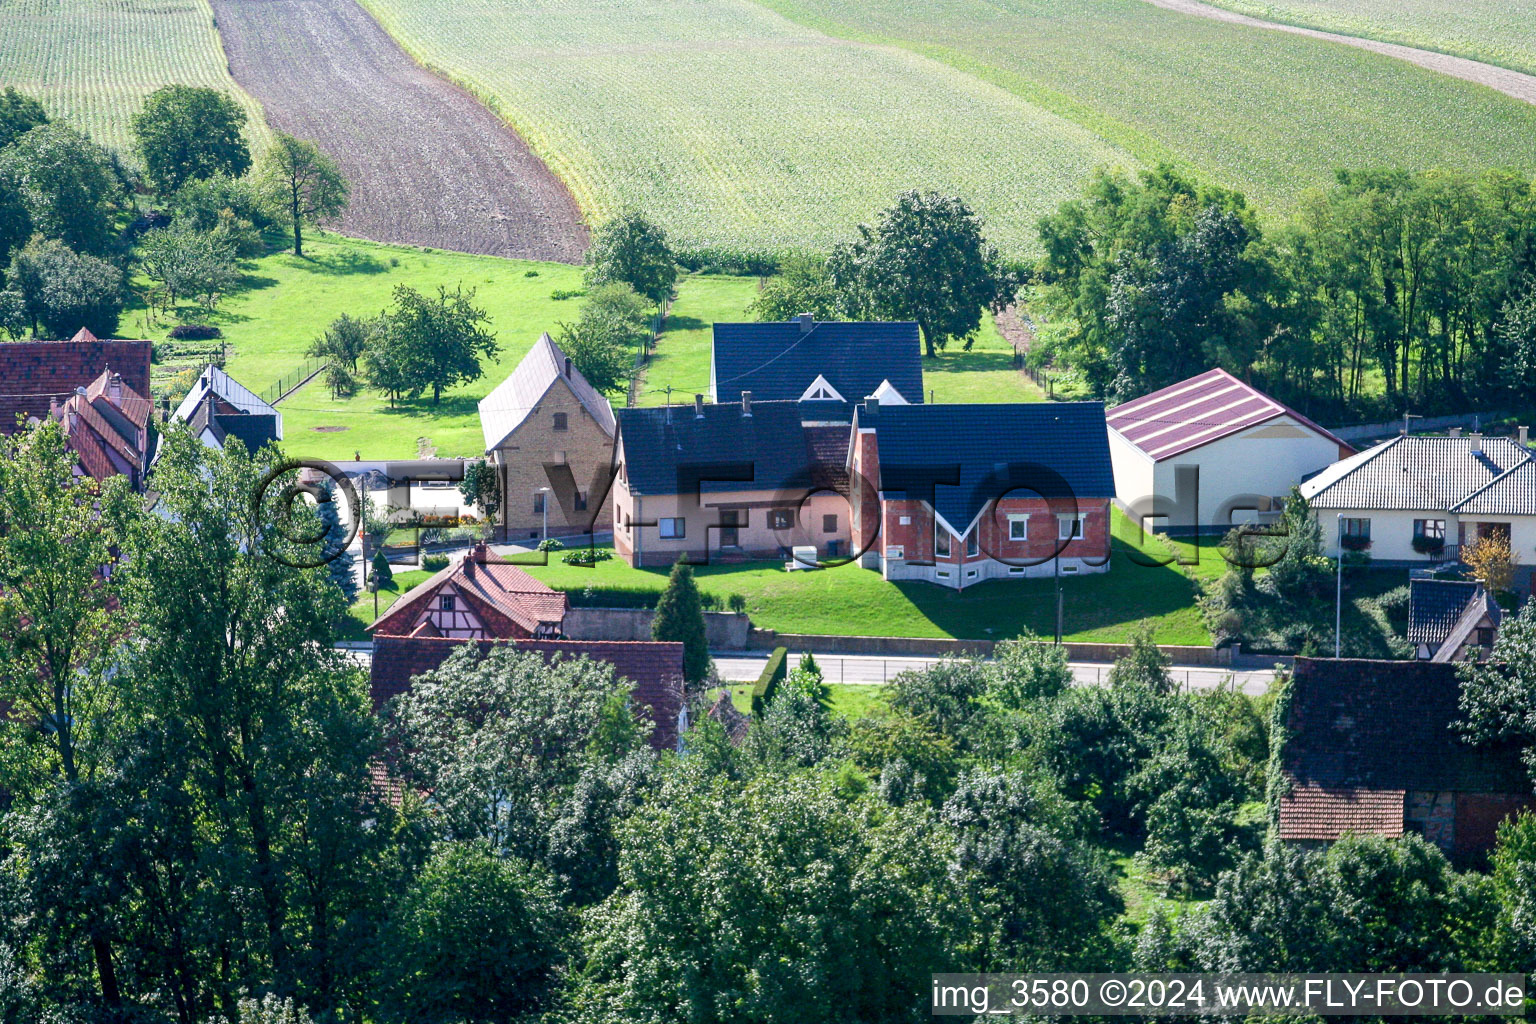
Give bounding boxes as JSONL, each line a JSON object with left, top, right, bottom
{"left": 751, "top": 646, "right": 788, "bottom": 715}
{"left": 168, "top": 323, "right": 222, "bottom": 340}
{"left": 422, "top": 553, "right": 449, "bottom": 571}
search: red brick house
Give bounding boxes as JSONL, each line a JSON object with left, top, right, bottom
{"left": 1276, "top": 657, "right": 1534, "bottom": 860}
{"left": 370, "top": 635, "right": 687, "bottom": 750}
{"left": 0, "top": 328, "right": 152, "bottom": 433}
{"left": 368, "top": 543, "right": 568, "bottom": 639}
{"left": 849, "top": 400, "right": 1116, "bottom": 588}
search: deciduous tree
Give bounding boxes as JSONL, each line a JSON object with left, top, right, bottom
{"left": 0, "top": 122, "right": 125, "bottom": 257}
{"left": 131, "top": 85, "right": 251, "bottom": 194}
{"left": 0, "top": 87, "right": 48, "bottom": 150}
{"left": 6, "top": 235, "right": 123, "bottom": 337}
{"left": 375, "top": 284, "right": 499, "bottom": 405}
{"left": 260, "top": 132, "right": 348, "bottom": 257}
{"left": 555, "top": 281, "right": 646, "bottom": 395}
{"left": 584, "top": 210, "right": 677, "bottom": 305}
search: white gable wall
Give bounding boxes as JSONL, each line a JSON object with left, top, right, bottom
{"left": 1115, "top": 414, "right": 1343, "bottom": 531}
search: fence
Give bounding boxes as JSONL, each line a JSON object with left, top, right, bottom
{"left": 259, "top": 356, "right": 330, "bottom": 407}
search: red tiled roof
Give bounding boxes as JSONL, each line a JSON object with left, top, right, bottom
{"left": 370, "top": 634, "right": 686, "bottom": 750}
{"left": 52, "top": 369, "right": 151, "bottom": 487}
{"left": 1106, "top": 368, "right": 1353, "bottom": 462}
{"left": 0, "top": 337, "right": 152, "bottom": 433}
{"left": 1278, "top": 784, "right": 1404, "bottom": 841}
{"left": 370, "top": 546, "right": 569, "bottom": 637}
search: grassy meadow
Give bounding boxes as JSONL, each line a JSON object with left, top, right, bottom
{"left": 0, "top": 0, "right": 268, "bottom": 161}
{"left": 756, "top": 0, "right": 1536, "bottom": 216}
{"left": 1202, "top": 0, "right": 1536, "bottom": 77}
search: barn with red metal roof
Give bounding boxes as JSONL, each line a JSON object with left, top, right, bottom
{"left": 1106, "top": 368, "right": 1354, "bottom": 534}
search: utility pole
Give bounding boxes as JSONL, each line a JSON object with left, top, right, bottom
{"left": 1054, "top": 554, "right": 1063, "bottom": 645}
{"left": 539, "top": 486, "right": 551, "bottom": 546}
{"left": 1335, "top": 513, "right": 1343, "bottom": 658}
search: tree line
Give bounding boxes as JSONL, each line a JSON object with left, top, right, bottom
{"left": 0, "top": 85, "right": 347, "bottom": 341}
{"left": 3, "top": 417, "right": 1535, "bottom": 1023}
{"left": 1032, "top": 163, "right": 1536, "bottom": 419}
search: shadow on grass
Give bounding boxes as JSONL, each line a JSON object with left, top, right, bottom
{"left": 299, "top": 249, "right": 390, "bottom": 276}
{"left": 662, "top": 314, "right": 708, "bottom": 334}
{"left": 375, "top": 395, "right": 484, "bottom": 420}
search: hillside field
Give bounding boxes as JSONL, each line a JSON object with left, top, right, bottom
{"left": 758, "top": 0, "right": 1536, "bottom": 216}
{"left": 0, "top": 0, "right": 268, "bottom": 160}
{"left": 1201, "top": 0, "right": 1536, "bottom": 78}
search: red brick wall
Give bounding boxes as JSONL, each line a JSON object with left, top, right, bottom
{"left": 879, "top": 497, "right": 1110, "bottom": 566}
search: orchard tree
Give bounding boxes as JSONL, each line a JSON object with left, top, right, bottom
{"left": 555, "top": 281, "right": 647, "bottom": 395}
{"left": 260, "top": 132, "right": 348, "bottom": 257}
{"left": 584, "top": 210, "right": 677, "bottom": 305}
{"left": 308, "top": 312, "right": 376, "bottom": 373}
{"left": 748, "top": 252, "right": 841, "bottom": 322}
{"left": 379, "top": 284, "right": 499, "bottom": 404}
{"left": 0, "top": 87, "right": 48, "bottom": 149}
{"left": 0, "top": 122, "right": 125, "bottom": 257}
{"left": 651, "top": 558, "right": 709, "bottom": 683}
{"left": 6, "top": 236, "right": 123, "bottom": 337}
{"left": 136, "top": 224, "right": 238, "bottom": 312}
{"left": 131, "top": 85, "right": 251, "bottom": 194}
{"left": 829, "top": 190, "right": 1016, "bottom": 357}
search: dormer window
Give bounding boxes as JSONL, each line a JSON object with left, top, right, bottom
{"left": 798, "top": 374, "right": 845, "bottom": 403}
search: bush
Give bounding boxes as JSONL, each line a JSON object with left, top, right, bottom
{"left": 537, "top": 537, "right": 565, "bottom": 552}
{"left": 1411, "top": 535, "right": 1445, "bottom": 555}
{"left": 167, "top": 323, "right": 222, "bottom": 340}
{"left": 751, "top": 646, "right": 788, "bottom": 715}
{"left": 550, "top": 288, "right": 585, "bottom": 301}
{"left": 675, "top": 245, "right": 781, "bottom": 276}
{"left": 524, "top": 269, "right": 539, "bottom": 277}
{"left": 728, "top": 593, "right": 748, "bottom": 614}
{"left": 422, "top": 553, "right": 450, "bottom": 571}
{"left": 1340, "top": 534, "right": 1372, "bottom": 552}
{"left": 561, "top": 547, "right": 613, "bottom": 566}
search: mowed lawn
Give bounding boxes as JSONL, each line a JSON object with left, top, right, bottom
{"left": 162, "top": 235, "right": 587, "bottom": 460}
{"left": 638, "top": 278, "right": 1044, "bottom": 407}
{"left": 515, "top": 510, "right": 1210, "bottom": 644}
{"left": 339, "top": 568, "right": 433, "bottom": 640}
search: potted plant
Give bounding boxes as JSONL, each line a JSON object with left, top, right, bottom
{"left": 1411, "top": 535, "right": 1445, "bottom": 556}
{"left": 1340, "top": 534, "right": 1372, "bottom": 552}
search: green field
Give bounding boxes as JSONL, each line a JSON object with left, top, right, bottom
{"left": 636, "top": 277, "right": 1043, "bottom": 407}
{"left": 1203, "top": 0, "right": 1536, "bottom": 78}
{"left": 355, "top": 0, "right": 1134, "bottom": 255}
{"left": 513, "top": 511, "right": 1211, "bottom": 645}
{"left": 0, "top": 0, "right": 268, "bottom": 159}
{"left": 143, "top": 235, "right": 587, "bottom": 459}
{"left": 756, "top": 0, "right": 1536, "bottom": 216}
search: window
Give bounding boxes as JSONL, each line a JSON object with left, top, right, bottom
{"left": 552, "top": 412, "right": 568, "bottom": 431}
{"left": 554, "top": 450, "right": 567, "bottom": 464}
{"left": 898, "top": 515, "right": 912, "bottom": 526}
{"left": 1008, "top": 565, "right": 1025, "bottom": 575}
{"left": 1058, "top": 514, "right": 1085, "bottom": 541}
{"left": 533, "top": 492, "right": 546, "bottom": 515}
{"left": 1342, "top": 517, "right": 1371, "bottom": 539}
{"left": 1008, "top": 514, "right": 1029, "bottom": 540}
{"left": 965, "top": 532, "right": 978, "bottom": 557}
{"left": 886, "top": 546, "right": 904, "bottom": 560}
{"left": 659, "top": 517, "right": 685, "bottom": 539}
{"left": 935, "top": 527, "right": 951, "bottom": 558}
{"left": 769, "top": 509, "right": 792, "bottom": 530}
{"left": 823, "top": 513, "right": 838, "bottom": 534}
{"left": 720, "top": 510, "right": 742, "bottom": 547}
{"left": 1476, "top": 627, "right": 1495, "bottom": 647}
{"left": 1413, "top": 518, "right": 1445, "bottom": 540}
{"left": 574, "top": 491, "right": 588, "bottom": 512}
{"left": 439, "top": 594, "right": 455, "bottom": 611}
{"left": 966, "top": 569, "right": 978, "bottom": 578}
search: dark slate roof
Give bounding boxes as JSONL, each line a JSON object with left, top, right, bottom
{"left": 711, "top": 319, "right": 923, "bottom": 406}
{"left": 1281, "top": 657, "right": 1530, "bottom": 795}
{"left": 1107, "top": 367, "right": 1353, "bottom": 461}
{"left": 0, "top": 331, "right": 152, "bottom": 433}
{"left": 1407, "top": 579, "right": 1483, "bottom": 649}
{"left": 617, "top": 399, "right": 834, "bottom": 497}
{"left": 859, "top": 401, "right": 1115, "bottom": 533}
{"left": 1301, "top": 435, "right": 1532, "bottom": 511}
{"left": 370, "top": 635, "right": 685, "bottom": 750}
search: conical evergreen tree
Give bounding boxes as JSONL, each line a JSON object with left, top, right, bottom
{"left": 651, "top": 558, "right": 709, "bottom": 682}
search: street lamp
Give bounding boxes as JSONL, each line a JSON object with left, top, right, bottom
{"left": 537, "top": 486, "right": 551, "bottom": 546}
{"left": 1335, "top": 513, "right": 1343, "bottom": 658}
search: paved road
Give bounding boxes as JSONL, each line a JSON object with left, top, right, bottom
{"left": 712, "top": 651, "right": 1280, "bottom": 694}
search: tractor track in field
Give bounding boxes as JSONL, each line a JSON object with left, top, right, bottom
{"left": 1139, "top": 0, "right": 1536, "bottom": 106}
{"left": 211, "top": 0, "right": 587, "bottom": 262}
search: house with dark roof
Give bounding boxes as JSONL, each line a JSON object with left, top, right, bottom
{"left": 370, "top": 635, "right": 686, "bottom": 750}
{"left": 50, "top": 369, "right": 154, "bottom": 490}
{"left": 478, "top": 333, "right": 617, "bottom": 541}
{"left": 1107, "top": 368, "right": 1354, "bottom": 534}
{"left": 711, "top": 317, "right": 924, "bottom": 416}
{"left": 1407, "top": 579, "right": 1501, "bottom": 663}
{"left": 0, "top": 328, "right": 152, "bottom": 434}
{"left": 169, "top": 365, "right": 282, "bottom": 453}
{"left": 611, "top": 394, "right": 854, "bottom": 567}
{"left": 1275, "top": 657, "right": 1533, "bottom": 860}
{"left": 849, "top": 400, "right": 1116, "bottom": 588}
{"left": 1300, "top": 433, "right": 1535, "bottom": 592}
{"left": 369, "top": 544, "right": 568, "bottom": 639}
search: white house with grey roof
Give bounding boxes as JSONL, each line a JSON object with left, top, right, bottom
{"left": 168, "top": 365, "right": 282, "bottom": 453}
{"left": 478, "top": 333, "right": 617, "bottom": 540}
{"left": 1301, "top": 433, "right": 1536, "bottom": 593}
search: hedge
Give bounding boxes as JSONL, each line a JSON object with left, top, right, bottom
{"left": 751, "top": 646, "right": 788, "bottom": 716}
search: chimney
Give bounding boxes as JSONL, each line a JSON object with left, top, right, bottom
{"left": 694, "top": 394, "right": 705, "bottom": 419}
{"left": 797, "top": 312, "right": 814, "bottom": 334}
{"left": 863, "top": 395, "right": 879, "bottom": 418}
{"left": 1469, "top": 431, "right": 1483, "bottom": 454}
{"left": 109, "top": 372, "right": 122, "bottom": 402}
{"left": 1449, "top": 427, "right": 1462, "bottom": 437}
{"left": 1519, "top": 425, "right": 1529, "bottom": 447}
{"left": 563, "top": 356, "right": 571, "bottom": 378}
{"left": 741, "top": 390, "right": 752, "bottom": 417}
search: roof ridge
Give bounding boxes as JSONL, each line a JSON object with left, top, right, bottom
{"left": 1449, "top": 449, "right": 1535, "bottom": 510}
